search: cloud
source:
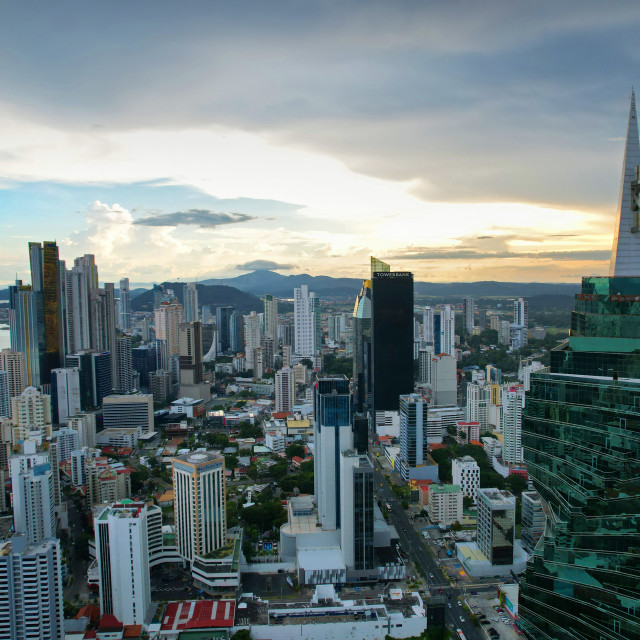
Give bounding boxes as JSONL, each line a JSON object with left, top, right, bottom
{"left": 133, "top": 209, "right": 256, "bottom": 228}
{"left": 236, "top": 259, "right": 295, "bottom": 271}
{"left": 388, "top": 248, "right": 611, "bottom": 262}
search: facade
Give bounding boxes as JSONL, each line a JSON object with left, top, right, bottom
{"left": 476, "top": 488, "right": 516, "bottom": 566}
{"left": 118, "top": 277, "right": 131, "bottom": 331}
{"left": 466, "top": 381, "right": 491, "bottom": 429}
{"left": 11, "top": 386, "right": 52, "bottom": 441}
{"left": 0, "top": 349, "right": 26, "bottom": 401}
{"left": 114, "top": 335, "right": 134, "bottom": 393}
{"left": 0, "top": 373, "right": 9, "bottom": 419}
{"left": 399, "top": 394, "right": 429, "bottom": 481}
{"left": 433, "top": 305, "right": 455, "bottom": 356}
{"left": 149, "top": 369, "right": 173, "bottom": 403}
{"left": 50, "top": 367, "right": 81, "bottom": 423}
{"left": 455, "top": 420, "right": 480, "bottom": 445}
{"left": 520, "top": 491, "right": 545, "bottom": 555}
{"left": 427, "top": 484, "right": 463, "bottom": 527}
{"left": 216, "top": 306, "right": 234, "bottom": 354}
{"left": 371, "top": 265, "right": 414, "bottom": 414}
{"left": 352, "top": 280, "right": 372, "bottom": 412}
{"left": 230, "top": 310, "right": 245, "bottom": 354}
{"left": 294, "top": 285, "right": 320, "bottom": 357}
{"left": 103, "top": 393, "right": 154, "bottom": 434}
{"left": 452, "top": 456, "right": 480, "bottom": 503}
{"left": 86, "top": 458, "right": 131, "bottom": 507}
{"left": 95, "top": 501, "right": 153, "bottom": 625}
{"left": 244, "top": 311, "right": 262, "bottom": 370}
{"left": 154, "top": 301, "right": 184, "bottom": 356}
{"left": 170, "top": 397, "right": 205, "bottom": 418}
{"left": 132, "top": 344, "right": 155, "bottom": 389}
{"left": 263, "top": 294, "right": 278, "bottom": 344}
{"left": 501, "top": 385, "right": 524, "bottom": 463}
{"left": 172, "top": 451, "right": 226, "bottom": 563}
{"left": 52, "top": 426, "right": 80, "bottom": 462}
{"left": 183, "top": 282, "right": 199, "bottom": 323}
{"left": 0, "top": 535, "right": 63, "bottom": 640}
{"left": 275, "top": 366, "right": 296, "bottom": 413}
{"left": 463, "top": 296, "right": 475, "bottom": 334}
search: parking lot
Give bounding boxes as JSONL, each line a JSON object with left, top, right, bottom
{"left": 466, "top": 593, "right": 522, "bottom": 640}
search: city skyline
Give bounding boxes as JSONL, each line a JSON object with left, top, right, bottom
{"left": 2, "top": 2, "right": 640, "bottom": 285}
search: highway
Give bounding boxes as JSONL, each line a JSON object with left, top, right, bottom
{"left": 373, "top": 465, "right": 485, "bottom": 640}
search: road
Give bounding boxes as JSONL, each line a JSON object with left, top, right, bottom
{"left": 373, "top": 465, "right": 484, "bottom": 640}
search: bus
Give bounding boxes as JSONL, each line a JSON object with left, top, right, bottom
{"left": 455, "top": 630, "right": 467, "bottom": 640}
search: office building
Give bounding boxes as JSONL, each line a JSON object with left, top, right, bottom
{"left": 476, "top": 488, "right": 516, "bottom": 565}
{"left": 427, "top": 484, "right": 463, "bottom": 527}
{"left": 173, "top": 451, "right": 226, "bottom": 563}
{"left": 433, "top": 305, "right": 456, "bottom": 356}
{"left": 0, "top": 349, "right": 26, "bottom": 401}
{"left": 314, "top": 377, "right": 353, "bottom": 530}
{"left": 10, "top": 451, "right": 56, "bottom": 545}
{"left": 371, "top": 260, "right": 413, "bottom": 416}
{"left": 294, "top": 285, "right": 320, "bottom": 357}
{"left": 155, "top": 301, "right": 184, "bottom": 356}
{"left": 149, "top": 370, "right": 172, "bottom": 403}
{"left": 65, "top": 263, "right": 92, "bottom": 353}
{"left": 0, "top": 535, "right": 63, "bottom": 640}
{"left": 50, "top": 367, "right": 81, "bottom": 424}
{"left": 132, "top": 344, "right": 155, "bottom": 389}
{"left": 425, "top": 352, "right": 457, "bottom": 405}
{"left": 275, "top": 366, "right": 296, "bottom": 413}
{"left": 501, "top": 385, "right": 524, "bottom": 463}
{"left": 114, "top": 335, "right": 134, "bottom": 393}
{"left": 244, "top": 311, "right": 262, "bottom": 370}
{"left": 521, "top": 491, "right": 545, "bottom": 555}
{"left": 512, "top": 297, "right": 528, "bottom": 348}
{"left": 183, "top": 282, "right": 199, "bottom": 323}
{"left": 462, "top": 297, "right": 475, "bottom": 334}
{"left": 154, "top": 338, "right": 169, "bottom": 371}
{"left": 519, "top": 98, "right": 640, "bottom": 638}
{"left": 264, "top": 294, "right": 278, "bottom": 344}
{"left": 399, "top": 394, "right": 429, "bottom": 482}
{"left": 89, "top": 283, "right": 117, "bottom": 387}
{"left": 95, "top": 501, "right": 153, "bottom": 625}
{"left": 103, "top": 393, "right": 154, "bottom": 434}
{"left": 216, "top": 306, "right": 234, "bottom": 354}
{"left": 230, "top": 310, "right": 244, "bottom": 354}
{"left": 452, "top": 456, "right": 480, "bottom": 503}
{"left": 339, "top": 451, "right": 374, "bottom": 571}
{"left": 352, "top": 280, "right": 372, "bottom": 412}
{"left": 201, "top": 304, "right": 212, "bottom": 324}
{"left": 118, "top": 277, "right": 131, "bottom": 331}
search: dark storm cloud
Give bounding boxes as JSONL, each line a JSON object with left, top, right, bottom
{"left": 133, "top": 210, "right": 256, "bottom": 228}
{"left": 236, "top": 260, "right": 294, "bottom": 271}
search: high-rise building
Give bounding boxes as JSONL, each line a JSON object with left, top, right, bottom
{"left": 216, "top": 306, "right": 234, "bottom": 354}
{"left": 51, "top": 426, "right": 80, "bottom": 463}
{"left": 154, "top": 301, "right": 184, "bottom": 356}
{"left": 352, "top": 280, "right": 372, "bottom": 412}
{"left": 149, "top": 370, "right": 172, "bottom": 403}
{"left": 466, "top": 382, "right": 491, "bottom": 430}
{"left": 11, "top": 387, "right": 53, "bottom": 441}
{"left": 519, "top": 96, "right": 640, "bottom": 638}
{"left": 260, "top": 335, "right": 275, "bottom": 370}
{"left": 0, "top": 372, "right": 9, "bottom": 418}
{"left": 452, "top": 456, "right": 480, "bottom": 503}
{"left": 95, "top": 501, "right": 154, "bottom": 625}
{"left": 511, "top": 297, "right": 528, "bottom": 349}
{"left": 264, "top": 294, "right": 278, "bottom": 345}
{"left": 230, "top": 310, "right": 244, "bottom": 354}
{"left": 433, "top": 305, "right": 455, "bottom": 356}
{"left": 66, "top": 412, "right": 97, "bottom": 449}
{"left": 50, "top": 367, "right": 81, "bottom": 424}
{"left": 462, "top": 297, "right": 475, "bottom": 335}
{"left": 10, "top": 451, "right": 56, "bottom": 545}
{"left": 294, "top": 285, "right": 320, "bottom": 358}
{"left": 201, "top": 304, "right": 212, "bottom": 324}
{"left": 0, "top": 349, "right": 26, "bottom": 401}
{"left": 501, "top": 385, "right": 524, "bottom": 463}
{"left": 244, "top": 311, "right": 262, "bottom": 370}
{"left": 476, "top": 488, "right": 516, "bottom": 566}
{"left": 132, "top": 344, "right": 155, "bottom": 389}
{"left": 399, "top": 394, "right": 429, "bottom": 482}
{"left": 114, "top": 335, "right": 134, "bottom": 393}
{"left": 427, "top": 484, "right": 463, "bottom": 527}
{"left": 183, "top": 282, "right": 199, "bottom": 323}
{"left": 118, "top": 277, "right": 131, "bottom": 331}
{"left": 520, "top": 491, "right": 545, "bottom": 555}
{"left": 178, "top": 322, "right": 209, "bottom": 400}
{"left": 9, "top": 280, "right": 46, "bottom": 388}
{"left": 371, "top": 260, "right": 413, "bottom": 416}
{"left": 0, "top": 535, "right": 63, "bottom": 640}
{"left": 313, "top": 377, "right": 353, "bottom": 531}
{"left": 172, "top": 452, "right": 226, "bottom": 563}
{"left": 103, "top": 394, "right": 154, "bottom": 434}
{"left": 275, "top": 366, "right": 295, "bottom": 413}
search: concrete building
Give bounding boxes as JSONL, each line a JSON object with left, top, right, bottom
{"left": 173, "top": 451, "right": 226, "bottom": 563}
{"left": 103, "top": 393, "right": 154, "bottom": 434}
{"left": 512, "top": 297, "right": 528, "bottom": 348}
{"left": 466, "top": 381, "right": 491, "bottom": 430}
{"left": 66, "top": 411, "right": 97, "bottom": 449}
{"left": 0, "top": 372, "right": 9, "bottom": 419}
{"left": 502, "top": 385, "right": 525, "bottom": 463}
{"left": 275, "top": 366, "right": 296, "bottom": 413}
{"left": 463, "top": 296, "right": 475, "bottom": 334}
{"left": 183, "top": 282, "right": 199, "bottom": 323}
{"left": 477, "top": 488, "right": 516, "bottom": 565}
{"left": 96, "top": 427, "right": 140, "bottom": 448}
{"left": 244, "top": 311, "right": 262, "bottom": 371}
{"left": 398, "top": 394, "right": 432, "bottom": 482}
{"left": 427, "top": 484, "right": 463, "bottom": 526}
{"left": 178, "top": 321, "right": 210, "bottom": 401}
{"left": 264, "top": 294, "right": 278, "bottom": 345}
{"left": 114, "top": 335, "right": 134, "bottom": 393}
{"left": 118, "top": 277, "right": 131, "bottom": 331}
{"left": 0, "top": 535, "right": 63, "bottom": 640}
{"left": 94, "top": 500, "right": 153, "bottom": 625}
{"left": 11, "top": 386, "right": 52, "bottom": 440}
{"left": 521, "top": 491, "right": 546, "bottom": 554}
{"left": 0, "top": 348, "right": 26, "bottom": 402}
{"left": 87, "top": 458, "right": 132, "bottom": 507}
{"left": 426, "top": 353, "right": 457, "bottom": 405}
{"left": 294, "top": 285, "right": 319, "bottom": 358}
{"left": 456, "top": 420, "right": 480, "bottom": 445}
{"left": 519, "top": 360, "right": 546, "bottom": 391}
{"left": 452, "top": 456, "right": 480, "bottom": 503}
{"left": 154, "top": 301, "right": 184, "bottom": 356}
{"left": 51, "top": 426, "right": 80, "bottom": 462}
{"left": 50, "top": 367, "right": 81, "bottom": 424}
{"left": 149, "top": 369, "right": 173, "bottom": 403}
{"left": 434, "top": 305, "right": 456, "bottom": 356}
{"left": 170, "top": 397, "right": 205, "bottom": 418}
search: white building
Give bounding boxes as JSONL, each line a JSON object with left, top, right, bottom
{"left": 265, "top": 430, "right": 286, "bottom": 453}
{"left": 118, "top": 277, "right": 131, "bottom": 331}
{"left": 94, "top": 501, "right": 153, "bottom": 625}
{"left": 10, "top": 451, "right": 56, "bottom": 546}
{"left": 294, "top": 285, "right": 319, "bottom": 357}
{"left": 521, "top": 491, "right": 546, "bottom": 554}
{"left": 71, "top": 449, "right": 87, "bottom": 487}
{"left": 96, "top": 427, "right": 140, "bottom": 448}
{"left": 427, "top": 484, "right": 463, "bottom": 526}
{"left": 103, "top": 393, "right": 154, "bottom": 434}
{"left": 0, "top": 348, "right": 26, "bottom": 403}
{"left": 456, "top": 420, "right": 480, "bottom": 445}
{"left": 399, "top": 394, "right": 431, "bottom": 481}
{"left": 183, "top": 282, "right": 199, "bottom": 323}
{"left": 264, "top": 294, "right": 279, "bottom": 345}
{"left": 244, "top": 311, "right": 263, "bottom": 370}
{"left": 466, "top": 382, "right": 491, "bottom": 429}
{"left": 173, "top": 451, "right": 226, "bottom": 563}
{"left": 519, "top": 360, "right": 546, "bottom": 391}
{"left": 463, "top": 296, "right": 475, "bottom": 334}
{"left": 170, "top": 397, "right": 205, "bottom": 418}
{"left": 513, "top": 297, "right": 528, "bottom": 347}
{"left": 66, "top": 412, "right": 97, "bottom": 449}
{"left": 426, "top": 353, "right": 457, "bottom": 406}
{"left": 434, "top": 305, "right": 456, "bottom": 356}
{"left": 452, "top": 456, "right": 480, "bottom": 503}
{"left": 11, "top": 386, "right": 52, "bottom": 438}
{"left": 0, "top": 535, "right": 63, "bottom": 640}
{"left": 502, "top": 386, "right": 525, "bottom": 463}
{"left": 51, "top": 426, "right": 80, "bottom": 462}
{"left": 275, "top": 366, "right": 296, "bottom": 413}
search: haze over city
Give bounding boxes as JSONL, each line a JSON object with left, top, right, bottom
{"left": 3, "top": 1, "right": 640, "bottom": 285}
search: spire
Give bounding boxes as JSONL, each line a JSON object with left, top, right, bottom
{"left": 610, "top": 90, "right": 640, "bottom": 276}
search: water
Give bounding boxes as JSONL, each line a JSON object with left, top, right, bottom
{"left": 0, "top": 325, "right": 10, "bottom": 350}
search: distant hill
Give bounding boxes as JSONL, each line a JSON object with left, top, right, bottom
{"left": 131, "top": 282, "right": 265, "bottom": 314}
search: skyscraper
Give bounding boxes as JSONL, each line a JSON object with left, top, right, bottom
{"left": 216, "top": 306, "right": 234, "bottom": 354}
{"left": 114, "top": 335, "right": 134, "bottom": 393}
{"left": 50, "top": 368, "right": 81, "bottom": 424}
{"left": 244, "top": 311, "right": 262, "bottom": 370}
{"left": 433, "top": 305, "right": 455, "bottom": 356}
{"left": 371, "top": 259, "right": 414, "bottom": 416}
{"left": 0, "top": 349, "right": 26, "bottom": 401}
{"left": 118, "top": 277, "right": 131, "bottom": 331}
{"left": 230, "top": 310, "right": 244, "bottom": 354}
{"left": 519, "top": 94, "right": 640, "bottom": 640}
{"left": 155, "top": 301, "right": 184, "bottom": 356}
{"left": 462, "top": 296, "right": 475, "bottom": 334}
{"left": 511, "top": 297, "right": 528, "bottom": 349}
{"left": 183, "top": 282, "right": 199, "bottom": 323}
{"left": 352, "top": 280, "right": 372, "bottom": 412}
{"left": 172, "top": 452, "right": 226, "bottom": 563}
{"left": 294, "top": 285, "right": 319, "bottom": 358}
{"left": 275, "top": 366, "right": 295, "bottom": 412}
{"left": 476, "top": 488, "right": 516, "bottom": 566}
{"left": 263, "top": 294, "right": 278, "bottom": 344}
{"left": 501, "top": 385, "right": 524, "bottom": 463}
{"left": 399, "top": 393, "right": 429, "bottom": 481}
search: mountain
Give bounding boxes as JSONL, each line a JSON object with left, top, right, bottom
{"left": 131, "top": 282, "right": 265, "bottom": 314}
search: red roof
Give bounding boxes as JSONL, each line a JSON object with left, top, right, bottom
{"left": 84, "top": 632, "right": 97, "bottom": 639}
{"left": 470, "top": 440, "right": 483, "bottom": 447}
{"left": 291, "top": 456, "right": 303, "bottom": 464}
{"left": 429, "top": 443, "right": 446, "bottom": 450}
{"left": 98, "top": 613, "right": 123, "bottom": 630}
{"left": 76, "top": 605, "right": 100, "bottom": 622}
{"left": 123, "top": 624, "right": 143, "bottom": 637}
{"left": 271, "top": 412, "right": 292, "bottom": 419}
{"left": 161, "top": 600, "right": 236, "bottom": 631}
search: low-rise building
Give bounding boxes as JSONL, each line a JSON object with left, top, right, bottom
{"left": 96, "top": 427, "right": 140, "bottom": 448}
{"left": 452, "top": 456, "right": 480, "bottom": 503}
{"left": 427, "top": 484, "right": 463, "bottom": 526}
{"left": 170, "top": 397, "right": 205, "bottom": 419}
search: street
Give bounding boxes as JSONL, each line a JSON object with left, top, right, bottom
{"left": 373, "top": 464, "right": 485, "bottom": 640}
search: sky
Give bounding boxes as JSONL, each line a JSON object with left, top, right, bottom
{"left": 2, "top": 1, "right": 640, "bottom": 286}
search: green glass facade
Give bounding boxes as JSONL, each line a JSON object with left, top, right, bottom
{"left": 520, "top": 276, "right": 640, "bottom": 640}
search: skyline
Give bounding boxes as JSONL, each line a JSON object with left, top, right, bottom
{"left": 3, "top": 2, "right": 640, "bottom": 285}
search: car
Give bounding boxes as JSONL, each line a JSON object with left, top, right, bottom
{"left": 448, "top": 603, "right": 452, "bottom": 608}
{"left": 457, "top": 601, "right": 462, "bottom": 607}
{"left": 403, "top": 528, "right": 407, "bottom": 532}
{"left": 471, "top": 591, "right": 478, "bottom": 595}
{"left": 429, "top": 573, "right": 434, "bottom": 579}
{"left": 460, "top": 616, "right": 465, "bottom": 623}
{"left": 492, "top": 617, "right": 499, "bottom": 622}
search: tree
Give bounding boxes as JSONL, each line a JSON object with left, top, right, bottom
{"left": 239, "top": 423, "right": 263, "bottom": 439}
{"left": 285, "top": 443, "right": 305, "bottom": 460}
{"left": 231, "top": 630, "right": 252, "bottom": 640}
{"left": 242, "top": 541, "right": 255, "bottom": 562}
{"left": 506, "top": 473, "right": 528, "bottom": 496}
{"left": 131, "top": 467, "right": 150, "bottom": 494}
{"left": 463, "top": 496, "right": 474, "bottom": 510}
{"left": 450, "top": 521, "right": 462, "bottom": 532}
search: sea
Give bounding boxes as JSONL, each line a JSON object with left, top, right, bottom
{"left": 0, "top": 324, "right": 10, "bottom": 350}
